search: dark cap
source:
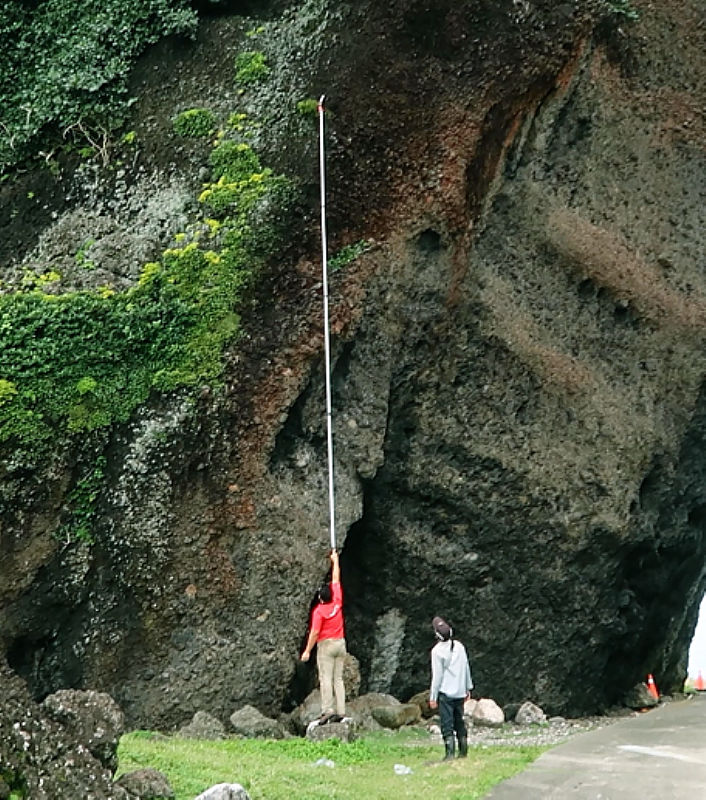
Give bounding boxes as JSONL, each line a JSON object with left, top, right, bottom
{"left": 432, "top": 616, "right": 452, "bottom": 641}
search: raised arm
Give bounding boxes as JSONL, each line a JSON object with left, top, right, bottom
{"left": 330, "top": 549, "right": 340, "bottom": 584}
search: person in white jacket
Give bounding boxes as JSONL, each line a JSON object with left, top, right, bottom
{"left": 429, "top": 615, "right": 473, "bottom": 760}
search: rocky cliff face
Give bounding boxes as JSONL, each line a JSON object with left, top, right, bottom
{"left": 2, "top": 0, "right": 706, "bottom": 730}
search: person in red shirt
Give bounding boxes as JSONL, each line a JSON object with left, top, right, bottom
{"left": 300, "top": 550, "right": 347, "bottom": 719}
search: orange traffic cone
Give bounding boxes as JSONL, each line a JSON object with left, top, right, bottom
{"left": 647, "top": 674, "right": 659, "bottom": 700}
{"left": 696, "top": 671, "right": 705, "bottom": 691}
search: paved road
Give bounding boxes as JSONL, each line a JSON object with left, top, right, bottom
{"left": 483, "top": 694, "right": 706, "bottom": 799}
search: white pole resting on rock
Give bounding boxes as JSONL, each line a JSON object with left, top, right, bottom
{"left": 318, "top": 94, "right": 336, "bottom": 552}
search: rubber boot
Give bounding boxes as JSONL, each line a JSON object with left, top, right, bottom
{"left": 443, "top": 736, "right": 456, "bottom": 761}
{"left": 458, "top": 736, "right": 468, "bottom": 758}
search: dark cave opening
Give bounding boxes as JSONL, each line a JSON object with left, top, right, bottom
{"left": 7, "top": 633, "right": 84, "bottom": 702}
{"left": 416, "top": 228, "right": 442, "bottom": 253}
{"left": 283, "top": 470, "right": 441, "bottom": 710}
{"left": 339, "top": 481, "right": 389, "bottom": 695}
{"left": 336, "top": 472, "right": 487, "bottom": 704}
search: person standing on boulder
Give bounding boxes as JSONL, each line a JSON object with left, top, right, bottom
{"left": 300, "top": 550, "right": 347, "bottom": 721}
{"left": 429, "top": 615, "right": 473, "bottom": 760}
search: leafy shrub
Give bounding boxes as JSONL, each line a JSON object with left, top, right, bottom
{"left": 296, "top": 98, "right": 319, "bottom": 118}
{"left": 0, "top": 380, "right": 18, "bottom": 404}
{"left": 209, "top": 141, "right": 261, "bottom": 182}
{"left": 234, "top": 51, "right": 270, "bottom": 86}
{"left": 57, "top": 455, "right": 107, "bottom": 544}
{"left": 0, "top": 0, "right": 197, "bottom": 170}
{"left": 173, "top": 108, "right": 216, "bottom": 138}
{"left": 606, "top": 0, "right": 640, "bottom": 20}
{"left": 0, "top": 287, "right": 195, "bottom": 447}
{"left": 329, "top": 240, "right": 372, "bottom": 271}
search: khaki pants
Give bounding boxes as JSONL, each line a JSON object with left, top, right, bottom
{"left": 317, "top": 637, "right": 347, "bottom": 715}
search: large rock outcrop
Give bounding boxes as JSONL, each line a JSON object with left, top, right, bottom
{"left": 0, "top": 661, "right": 126, "bottom": 798}
{"left": 2, "top": 0, "right": 706, "bottom": 731}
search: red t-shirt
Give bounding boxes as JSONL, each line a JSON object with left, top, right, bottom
{"left": 311, "top": 582, "right": 344, "bottom": 640}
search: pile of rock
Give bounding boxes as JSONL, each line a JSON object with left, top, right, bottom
{"left": 0, "top": 658, "right": 171, "bottom": 799}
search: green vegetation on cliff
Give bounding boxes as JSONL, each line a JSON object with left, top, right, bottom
{"left": 0, "top": 131, "right": 293, "bottom": 453}
{"left": 0, "top": 0, "right": 197, "bottom": 170}
{"left": 0, "top": 4, "right": 299, "bottom": 457}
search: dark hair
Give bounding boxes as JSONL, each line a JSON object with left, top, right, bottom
{"left": 318, "top": 584, "right": 332, "bottom": 603}
{"left": 432, "top": 616, "right": 453, "bottom": 642}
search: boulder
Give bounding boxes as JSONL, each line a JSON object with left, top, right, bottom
{"left": 289, "top": 690, "right": 323, "bottom": 734}
{"left": 306, "top": 721, "right": 355, "bottom": 743}
{"left": 464, "top": 697, "right": 478, "bottom": 718}
{"left": 624, "top": 683, "right": 659, "bottom": 710}
{"left": 471, "top": 698, "right": 505, "bottom": 727}
{"left": 292, "top": 689, "right": 398, "bottom": 735}
{"left": 0, "top": 660, "right": 127, "bottom": 799}
{"left": 42, "top": 688, "right": 125, "bottom": 774}
{"left": 347, "top": 692, "right": 401, "bottom": 731}
{"left": 275, "top": 712, "right": 299, "bottom": 736}
{"left": 408, "top": 690, "right": 434, "bottom": 719}
{"left": 371, "top": 703, "right": 421, "bottom": 729}
{"left": 193, "top": 785, "right": 251, "bottom": 800}
{"left": 177, "top": 711, "right": 226, "bottom": 740}
{"left": 515, "top": 701, "right": 547, "bottom": 726}
{"left": 116, "top": 768, "right": 174, "bottom": 799}
{"left": 347, "top": 692, "right": 401, "bottom": 714}
{"left": 229, "top": 705, "right": 286, "bottom": 739}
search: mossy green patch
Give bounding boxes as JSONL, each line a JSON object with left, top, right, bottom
{"left": 173, "top": 108, "right": 216, "bottom": 138}
{"left": 0, "top": 129, "right": 294, "bottom": 456}
{"left": 234, "top": 51, "right": 270, "bottom": 86}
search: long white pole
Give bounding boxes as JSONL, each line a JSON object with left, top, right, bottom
{"left": 318, "top": 95, "right": 336, "bottom": 552}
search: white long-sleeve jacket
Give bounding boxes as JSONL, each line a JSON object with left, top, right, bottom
{"left": 430, "top": 639, "right": 473, "bottom": 702}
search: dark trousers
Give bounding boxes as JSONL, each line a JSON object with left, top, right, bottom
{"left": 438, "top": 692, "right": 467, "bottom": 742}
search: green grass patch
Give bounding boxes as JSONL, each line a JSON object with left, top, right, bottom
{"left": 118, "top": 729, "right": 546, "bottom": 800}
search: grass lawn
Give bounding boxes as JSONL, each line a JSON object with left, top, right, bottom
{"left": 117, "top": 728, "right": 546, "bottom": 800}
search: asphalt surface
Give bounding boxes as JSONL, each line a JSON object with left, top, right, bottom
{"left": 483, "top": 694, "right": 706, "bottom": 799}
